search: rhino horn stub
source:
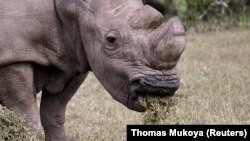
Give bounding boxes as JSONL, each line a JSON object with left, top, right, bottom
{"left": 148, "top": 17, "right": 186, "bottom": 65}
{"left": 128, "top": 5, "right": 164, "bottom": 30}
{"left": 149, "top": 17, "right": 185, "bottom": 46}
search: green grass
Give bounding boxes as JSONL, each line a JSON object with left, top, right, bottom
{"left": 0, "top": 106, "right": 36, "bottom": 141}
{"left": 2, "top": 28, "right": 250, "bottom": 140}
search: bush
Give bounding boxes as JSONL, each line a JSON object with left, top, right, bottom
{"left": 144, "top": 0, "right": 250, "bottom": 31}
{"left": 0, "top": 106, "right": 36, "bottom": 141}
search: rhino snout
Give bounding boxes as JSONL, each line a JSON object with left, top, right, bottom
{"left": 127, "top": 72, "right": 180, "bottom": 112}
{"left": 131, "top": 74, "right": 180, "bottom": 95}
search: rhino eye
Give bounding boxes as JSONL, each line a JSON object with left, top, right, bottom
{"left": 105, "top": 29, "right": 120, "bottom": 48}
{"left": 106, "top": 36, "right": 117, "bottom": 44}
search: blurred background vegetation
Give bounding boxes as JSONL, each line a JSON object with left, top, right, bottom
{"left": 143, "top": 0, "right": 250, "bottom": 32}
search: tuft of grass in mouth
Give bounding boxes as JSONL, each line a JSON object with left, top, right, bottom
{"left": 144, "top": 94, "right": 181, "bottom": 124}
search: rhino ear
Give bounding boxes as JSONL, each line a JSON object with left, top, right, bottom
{"left": 55, "top": 0, "right": 77, "bottom": 20}
{"left": 128, "top": 5, "right": 164, "bottom": 30}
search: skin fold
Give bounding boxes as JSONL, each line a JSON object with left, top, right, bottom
{"left": 0, "top": 0, "right": 186, "bottom": 140}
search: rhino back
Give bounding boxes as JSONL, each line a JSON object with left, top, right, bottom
{"left": 0, "top": 0, "right": 78, "bottom": 93}
{"left": 0, "top": 0, "right": 72, "bottom": 71}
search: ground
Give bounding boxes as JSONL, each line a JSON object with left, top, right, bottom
{"left": 36, "top": 28, "right": 250, "bottom": 140}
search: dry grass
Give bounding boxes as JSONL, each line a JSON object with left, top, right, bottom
{"left": 36, "top": 28, "right": 250, "bottom": 140}
{"left": 0, "top": 106, "right": 36, "bottom": 141}
{"left": 169, "top": 28, "right": 250, "bottom": 124}
{"left": 63, "top": 75, "right": 143, "bottom": 141}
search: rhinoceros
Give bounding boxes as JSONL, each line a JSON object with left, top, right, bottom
{"left": 0, "top": 0, "right": 185, "bottom": 140}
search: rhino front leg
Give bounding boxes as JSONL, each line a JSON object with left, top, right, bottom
{"left": 0, "top": 63, "right": 39, "bottom": 131}
{"left": 40, "top": 73, "right": 88, "bottom": 141}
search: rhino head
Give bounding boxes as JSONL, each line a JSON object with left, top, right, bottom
{"left": 59, "top": 0, "right": 186, "bottom": 112}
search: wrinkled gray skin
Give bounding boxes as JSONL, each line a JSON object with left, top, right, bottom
{"left": 0, "top": 0, "right": 186, "bottom": 140}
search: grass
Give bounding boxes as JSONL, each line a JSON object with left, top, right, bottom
{"left": 0, "top": 106, "right": 36, "bottom": 141}
{"left": 169, "top": 28, "right": 250, "bottom": 124}
{"left": 1, "top": 28, "right": 250, "bottom": 140}
{"left": 143, "top": 95, "right": 178, "bottom": 124}
{"left": 62, "top": 75, "right": 143, "bottom": 141}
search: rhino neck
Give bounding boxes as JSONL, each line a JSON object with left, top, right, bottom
{"left": 54, "top": 0, "right": 90, "bottom": 74}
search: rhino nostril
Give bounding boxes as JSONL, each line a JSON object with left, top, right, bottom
{"left": 130, "top": 76, "right": 179, "bottom": 97}
{"left": 131, "top": 78, "right": 140, "bottom": 86}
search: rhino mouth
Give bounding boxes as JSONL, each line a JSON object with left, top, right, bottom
{"left": 128, "top": 74, "right": 180, "bottom": 112}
